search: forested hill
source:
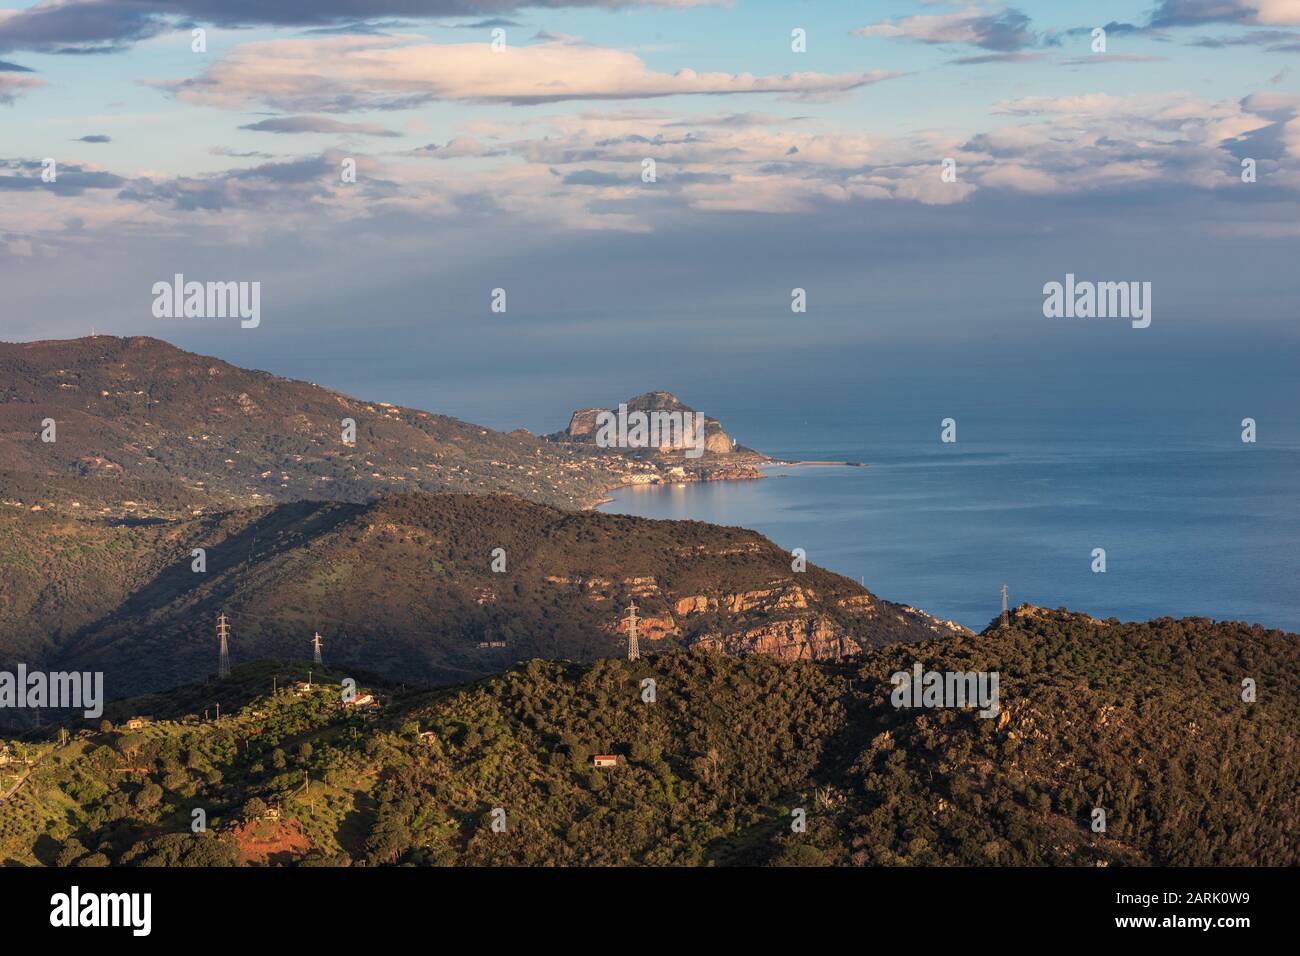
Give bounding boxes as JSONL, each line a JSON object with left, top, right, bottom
{"left": 0, "top": 491, "right": 966, "bottom": 706}
{"left": 3, "top": 609, "right": 1294, "bottom": 867}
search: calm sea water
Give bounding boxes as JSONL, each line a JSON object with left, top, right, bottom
{"left": 310, "top": 321, "right": 1298, "bottom": 634}
{"left": 599, "top": 413, "right": 1300, "bottom": 633}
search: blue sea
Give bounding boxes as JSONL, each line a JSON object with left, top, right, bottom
{"left": 599, "top": 409, "right": 1300, "bottom": 634}
{"left": 269, "top": 319, "right": 1300, "bottom": 635}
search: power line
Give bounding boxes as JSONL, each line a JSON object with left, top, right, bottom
{"left": 218, "top": 612, "right": 231, "bottom": 678}
{"left": 625, "top": 601, "right": 640, "bottom": 661}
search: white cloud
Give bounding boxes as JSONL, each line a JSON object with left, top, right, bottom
{"left": 1282, "top": 116, "right": 1300, "bottom": 156}
{"left": 1253, "top": 0, "right": 1300, "bottom": 25}
{"left": 856, "top": 12, "right": 994, "bottom": 44}
{"left": 1156, "top": 0, "right": 1300, "bottom": 26}
{"left": 993, "top": 92, "right": 1273, "bottom": 147}
{"left": 0, "top": 72, "right": 42, "bottom": 104}
{"left": 162, "top": 35, "right": 895, "bottom": 112}
{"left": 853, "top": 7, "right": 1040, "bottom": 52}
{"left": 6, "top": 87, "right": 1300, "bottom": 259}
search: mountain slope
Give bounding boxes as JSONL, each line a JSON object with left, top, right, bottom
{"left": 1, "top": 491, "right": 967, "bottom": 707}
{"left": 0, "top": 335, "right": 638, "bottom": 513}
{"left": 3, "top": 610, "right": 1294, "bottom": 867}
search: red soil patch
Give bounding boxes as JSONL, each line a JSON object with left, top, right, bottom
{"left": 232, "top": 818, "right": 313, "bottom": 866}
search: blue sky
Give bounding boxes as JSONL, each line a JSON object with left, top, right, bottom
{"left": 1, "top": 1, "right": 1299, "bottom": 429}
{"left": 4, "top": 1, "right": 1293, "bottom": 174}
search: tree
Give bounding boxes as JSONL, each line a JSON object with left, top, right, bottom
{"left": 134, "top": 782, "right": 164, "bottom": 810}
{"left": 119, "top": 732, "right": 145, "bottom": 761}
{"left": 364, "top": 816, "right": 412, "bottom": 866}
{"left": 54, "top": 838, "right": 88, "bottom": 867}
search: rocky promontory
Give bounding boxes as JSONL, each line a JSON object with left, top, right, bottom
{"left": 547, "top": 391, "right": 769, "bottom": 497}
{"left": 550, "top": 391, "right": 746, "bottom": 456}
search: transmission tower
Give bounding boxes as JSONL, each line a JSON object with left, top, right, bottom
{"left": 624, "top": 601, "right": 640, "bottom": 661}
{"left": 311, "top": 632, "right": 323, "bottom": 666}
{"left": 218, "top": 612, "right": 231, "bottom": 678}
{"left": 1000, "top": 584, "right": 1009, "bottom": 629}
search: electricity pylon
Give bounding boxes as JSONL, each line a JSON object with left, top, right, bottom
{"left": 218, "top": 613, "right": 231, "bottom": 677}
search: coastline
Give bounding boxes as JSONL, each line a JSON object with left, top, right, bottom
{"left": 767, "top": 459, "right": 866, "bottom": 468}
{"left": 584, "top": 455, "right": 866, "bottom": 510}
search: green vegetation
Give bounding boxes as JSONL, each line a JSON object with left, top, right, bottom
{"left": 4, "top": 610, "right": 1294, "bottom": 867}
{"left": 1, "top": 491, "right": 953, "bottom": 705}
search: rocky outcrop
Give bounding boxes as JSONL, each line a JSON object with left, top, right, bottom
{"left": 726, "top": 584, "right": 812, "bottom": 613}
{"left": 896, "top": 604, "right": 973, "bottom": 637}
{"left": 614, "top": 613, "right": 678, "bottom": 641}
{"left": 596, "top": 579, "right": 958, "bottom": 661}
{"left": 692, "top": 615, "right": 861, "bottom": 660}
{"left": 550, "top": 391, "right": 737, "bottom": 457}
{"left": 981, "top": 603, "right": 1109, "bottom": 634}
{"left": 675, "top": 595, "right": 716, "bottom": 616}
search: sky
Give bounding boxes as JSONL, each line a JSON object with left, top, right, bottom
{"left": 1, "top": 0, "right": 1299, "bottom": 432}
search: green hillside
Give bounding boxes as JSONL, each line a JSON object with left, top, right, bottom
{"left": 4, "top": 609, "right": 1294, "bottom": 867}
{"left": 0, "top": 491, "right": 963, "bottom": 707}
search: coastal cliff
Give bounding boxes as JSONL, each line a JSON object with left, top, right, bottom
{"left": 548, "top": 390, "right": 769, "bottom": 500}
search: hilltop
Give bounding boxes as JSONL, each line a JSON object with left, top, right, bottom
{"left": 546, "top": 390, "right": 768, "bottom": 489}
{"left": 3, "top": 610, "right": 1294, "bottom": 867}
{"left": 549, "top": 390, "right": 753, "bottom": 458}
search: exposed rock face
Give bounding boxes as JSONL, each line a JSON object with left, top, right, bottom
{"left": 553, "top": 391, "right": 736, "bottom": 456}
{"left": 564, "top": 408, "right": 607, "bottom": 442}
{"left": 726, "top": 584, "right": 811, "bottom": 613}
{"left": 675, "top": 595, "right": 716, "bottom": 616}
{"left": 590, "top": 579, "right": 963, "bottom": 662}
{"left": 692, "top": 615, "right": 861, "bottom": 660}
{"left": 615, "top": 614, "right": 678, "bottom": 641}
